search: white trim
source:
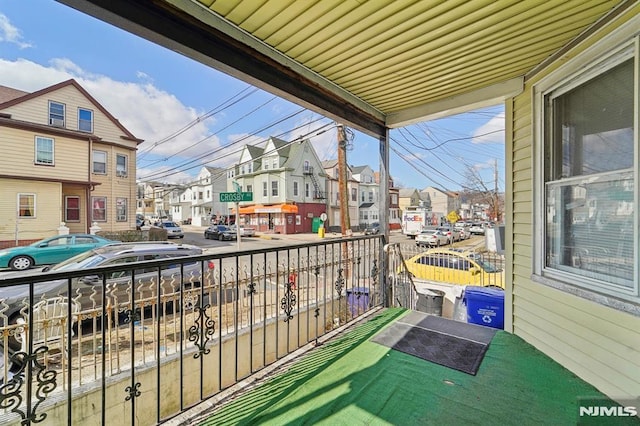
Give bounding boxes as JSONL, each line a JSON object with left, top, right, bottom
{"left": 532, "top": 23, "right": 640, "bottom": 303}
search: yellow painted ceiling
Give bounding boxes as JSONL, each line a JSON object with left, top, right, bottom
{"left": 195, "top": 0, "right": 623, "bottom": 118}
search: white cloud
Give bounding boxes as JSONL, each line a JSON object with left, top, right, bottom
{"left": 0, "top": 13, "right": 32, "bottom": 49}
{"left": 471, "top": 111, "right": 505, "bottom": 144}
{"left": 0, "top": 57, "right": 219, "bottom": 163}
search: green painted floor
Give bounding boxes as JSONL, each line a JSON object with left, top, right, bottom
{"left": 199, "top": 308, "right": 638, "bottom": 426}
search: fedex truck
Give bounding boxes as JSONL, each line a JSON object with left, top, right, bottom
{"left": 401, "top": 208, "right": 445, "bottom": 238}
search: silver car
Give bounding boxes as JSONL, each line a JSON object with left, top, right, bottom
{"left": 156, "top": 221, "right": 184, "bottom": 239}
{"left": 0, "top": 242, "right": 212, "bottom": 351}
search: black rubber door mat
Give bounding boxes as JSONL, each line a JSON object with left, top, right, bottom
{"left": 371, "top": 312, "right": 497, "bottom": 375}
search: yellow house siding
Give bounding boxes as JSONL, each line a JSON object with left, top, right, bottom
{"left": 1, "top": 84, "right": 138, "bottom": 149}
{"left": 514, "top": 284, "right": 640, "bottom": 399}
{"left": 0, "top": 127, "right": 90, "bottom": 181}
{"left": 90, "top": 142, "right": 136, "bottom": 231}
{"left": 0, "top": 179, "right": 62, "bottom": 241}
{"left": 510, "top": 7, "right": 640, "bottom": 402}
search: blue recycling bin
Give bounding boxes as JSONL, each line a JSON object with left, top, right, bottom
{"left": 347, "top": 287, "right": 370, "bottom": 316}
{"left": 464, "top": 287, "right": 504, "bottom": 329}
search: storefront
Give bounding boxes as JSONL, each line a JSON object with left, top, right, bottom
{"left": 234, "top": 203, "right": 325, "bottom": 234}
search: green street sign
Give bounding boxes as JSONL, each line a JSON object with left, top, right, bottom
{"left": 220, "top": 192, "right": 253, "bottom": 203}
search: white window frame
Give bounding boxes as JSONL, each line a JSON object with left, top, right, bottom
{"left": 78, "top": 107, "right": 93, "bottom": 132}
{"left": 116, "top": 154, "right": 128, "bottom": 177}
{"left": 49, "top": 101, "right": 65, "bottom": 127}
{"left": 532, "top": 24, "right": 640, "bottom": 306}
{"left": 263, "top": 181, "right": 268, "bottom": 197}
{"left": 34, "top": 136, "right": 54, "bottom": 165}
{"left": 93, "top": 150, "right": 107, "bottom": 175}
{"left": 18, "top": 193, "right": 36, "bottom": 218}
{"left": 65, "top": 196, "right": 81, "bottom": 222}
{"left": 92, "top": 196, "right": 107, "bottom": 222}
{"left": 271, "top": 180, "right": 279, "bottom": 197}
{"left": 116, "top": 197, "right": 127, "bottom": 222}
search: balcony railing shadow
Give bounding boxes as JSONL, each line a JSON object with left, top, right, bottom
{"left": 0, "top": 236, "right": 383, "bottom": 425}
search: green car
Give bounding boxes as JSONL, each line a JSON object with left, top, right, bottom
{"left": 0, "top": 234, "right": 116, "bottom": 271}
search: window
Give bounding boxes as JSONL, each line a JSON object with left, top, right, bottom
{"left": 116, "top": 198, "right": 127, "bottom": 222}
{"left": 369, "top": 191, "right": 373, "bottom": 202}
{"left": 65, "top": 196, "right": 80, "bottom": 222}
{"left": 304, "top": 160, "right": 310, "bottom": 173}
{"left": 293, "top": 181, "right": 299, "bottom": 197}
{"left": 49, "top": 101, "right": 65, "bottom": 126}
{"left": 35, "top": 136, "right": 54, "bottom": 165}
{"left": 93, "top": 150, "right": 107, "bottom": 174}
{"left": 351, "top": 188, "right": 357, "bottom": 202}
{"left": 305, "top": 183, "right": 310, "bottom": 198}
{"left": 18, "top": 193, "right": 35, "bottom": 217}
{"left": 263, "top": 181, "right": 268, "bottom": 197}
{"left": 78, "top": 108, "right": 93, "bottom": 132}
{"left": 246, "top": 184, "right": 253, "bottom": 193}
{"left": 271, "top": 180, "right": 278, "bottom": 197}
{"left": 539, "top": 43, "right": 637, "bottom": 302}
{"left": 272, "top": 158, "right": 278, "bottom": 169}
{"left": 92, "top": 197, "right": 107, "bottom": 221}
{"left": 116, "top": 154, "right": 127, "bottom": 177}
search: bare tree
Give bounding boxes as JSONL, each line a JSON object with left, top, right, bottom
{"left": 462, "top": 165, "right": 502, "bottom": 221}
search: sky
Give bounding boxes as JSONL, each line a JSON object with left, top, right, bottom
{"left": 0, "top": 0, "right": 505, "bottom": 193}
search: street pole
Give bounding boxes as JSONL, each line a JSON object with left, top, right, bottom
{"left": 236, "top": 201, "right": 240, "bottom": 250}
{"left": 337, "top": 125, "right": 351, "bottom": 281}
{"left": 337, "top": 125, "right": 350, "bottom": 235}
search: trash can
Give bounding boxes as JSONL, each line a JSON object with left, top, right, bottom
{"left": 346, "top": 287, "right": 370, "bottom": 316}
{"left": 312, "top": 217, "right": 323, "bottom": 233}
{"left": 318, "top": 226, "right": 325, "bottom": 238}
{"left": 416, "top": 289, "right": 444, "bottom": 316}
{"left": 463, "top": 287, "right": 504, "bottom": 329}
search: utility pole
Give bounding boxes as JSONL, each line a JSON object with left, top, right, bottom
{"left": 337, "top": 125, "right": 351, "bottom": 282}
{"left": 493, "top": 159, "right": 499, "bottom": 222}
{"left": 337, "top": 125, "right": 351, "bottom": 236}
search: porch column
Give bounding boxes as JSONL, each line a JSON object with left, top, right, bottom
{"left": 379, "top": 127, "right": 390, "bottom": 307}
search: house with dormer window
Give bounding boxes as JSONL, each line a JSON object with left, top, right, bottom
{"left": 0, "top": 79, "right": 142, "bottom": 247}
{"left": 230, "top": 136, "right": 326, "bottom": 234}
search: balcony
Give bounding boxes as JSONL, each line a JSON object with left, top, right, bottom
{"left": 0, "top": 238, "right": 623, "bottom": 425}
{"left": 0, "top": 236, "right": 383, "bottom": 425}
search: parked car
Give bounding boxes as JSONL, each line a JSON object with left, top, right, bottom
{"left": 204, "top": 225, "right": 237, "bottom": 241}
{"left": 436, "top": 226, "right": 461, "bottom": 244}
{"left": 364, "top": 223, "right": 380, "bottom": 235}
{"left": 454, "top": 223, "right": 471, "bottom": 240}
{"left": 469, "top": 223, "right": 486, "bottom": 235}
{"left": 155, "top": 221, "right": 184, "bottom": 239}
{"left": 398, "top": 248, "right": 504, "bottom": 288}
{"left": 228, "top": 224, "right": 256, "bottom": 237}
{"left": 415, "top": 229, "right": 449, "bottom": 247}
{"left": 0, "top": 234, "right": 116, "bottom": 271}
{"left": 0, "top": 242, "right": 212, "bottom": 351}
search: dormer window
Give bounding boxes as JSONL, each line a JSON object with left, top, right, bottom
{"left": 49, "top": 101, "right": 65, "bottom": 127}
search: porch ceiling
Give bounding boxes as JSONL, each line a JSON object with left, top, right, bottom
{"left": 57, "top": 0, "right": 628, "bottom": 136}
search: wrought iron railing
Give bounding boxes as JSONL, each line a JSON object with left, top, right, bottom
{"left": 0, "top": 236, "right": 383, "bottom": 425}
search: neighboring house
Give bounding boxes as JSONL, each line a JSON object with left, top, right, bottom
{"left": 398, "top": 188, "right": 422, "bottom": 214}
{"left": 0, "top": 79, "right": 142, "bottom": 247}
{"left": 136, "top": 181, "right": 156, "bottom": 218}
{"left": 421, "top": 186, "right": 460, "bottom": 216}
{"left": 321, "top": 160, "right": 359, "bottom": 232}
{"left": 352, "top": 165, "right": 380, "bottom": 228}
{"left": 171, "top": 166, "right": 227, "bottom": 226}
{"left": 374, "top": 172, "right": 401, "bottom": 230}
{"left": 231, "top": 137, "right": 327, "bottom": 234}
{"left": 387, "top": 189, "right": 401, "bottom": 230}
